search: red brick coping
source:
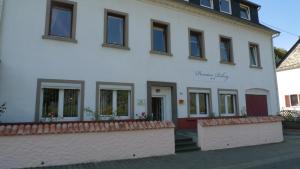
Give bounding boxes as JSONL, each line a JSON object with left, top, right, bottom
{"left": 198, "top": 116, "right": 283, "bottom": 127}
{"left": 0, "top": 121, "right": 175, "bottom": 136}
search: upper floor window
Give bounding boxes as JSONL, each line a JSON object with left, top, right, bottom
{"left": 103, "top": 9, "right": 129, "bottom": 49}
{"left": 220, "top": 36, "right": 234, "bottom": 64}
{"left": 36, "top": 79, "right": 84, "bottom": 122}
{"left": 240, "top": 4, "right": 251, "bottom": 20}
{"left": 249, "top": 43, "right": 261, "bottom": 68}
{"left": 219, "top": 0, "right": 232, "bottom": 14}
{"left": 291, "top": 95, "right": 299, "bottom": 106}
{"left": 151, "top": 20, "right": 172, "bottom": 56}
{"left": 200, "top": 0, "right": 214, "bottom": 9}
{"left": 189, "top": 29, "right": 206, "bottom": 60}
{"left": 43, "top": 0, "right": 77, "bottom": 42}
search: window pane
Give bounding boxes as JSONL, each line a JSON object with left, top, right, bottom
{"left": 50, "top": 6, "right": 72, "bottom": 38}
{"left": 199, "top": 93, "right": 208, "bottom": 114}
{"left": 117, "top": 90, "right": 130, "bottom": 116}
{"left": 200, "top": 0, "right": 212, "bottom": 8}
{"left": 220, "top": 0, "right": 230, "bottom": 13}
{"left": 107, "top": 15, "right": 124, "bottom": 45}
{"left": 220, "top": 39, "right": 231, "bottom": 62}
{"left": 291, "top": 95, "right": 299, "bottom": 106}
{"left": 63, "top": 89, "right": 79, "bottom": 118}
{"left": 153, "top": 26, "right": 166, "bottom": 52}
{"left": 250, "top": 46, "right": 258, "bottom": 66}
{"left": 219, "top": 94, "right": 226, "bottom": 114}
{"left": 227, "top": 95, "right": 235, "bottom": 114}
{"left": 240, "top": 7, "right": 249, "bottom": 19}
{"left": 100, "top": 90, "right": 113, "bottom": 116}
{"left": 42, "top": 88, "right": 59, "bottom": 118}
{"left": 190, "top": 33, "right": 202, "bottom": 57}
{"left": 189, "top": 93, "right": 197, "bottom": 115}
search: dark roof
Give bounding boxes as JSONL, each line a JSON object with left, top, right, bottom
{"left": 277, "top": 39, "right": 300, "bottom": 71}
{"left": 175, "top": 0, "right": 279, "bottom": 34}
{"left": 241, "top": 0, "right": 261, "bottom": 8}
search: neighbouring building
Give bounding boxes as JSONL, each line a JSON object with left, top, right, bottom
{"left": 277, "top": 39, "right": 300, "bottom": 111}
{"left": 0, "top": 0, "right": 279, "bottom": 129}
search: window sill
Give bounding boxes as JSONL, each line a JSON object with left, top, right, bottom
{"left": 42, "top": 35, "right": 77, "bottom": 43}
{"left": 250, "top": 65, "right": 263, "bottom": 69}
{"left": 150, "top": 50, "right": 173, "bottom": 57}
{"left": 102, "top": 43, "right": 130, "bottom": 50}
{"left": 189, "top": 56, "right": 207, "bottom": 61}
{"left": 220, "top": 61, "right": 236, "bottom": 65}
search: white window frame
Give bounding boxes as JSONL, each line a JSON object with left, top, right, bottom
{"left": 218, "top": 90, "right": 238, "bottom": 116}
{"left": 98, "top": 84, "right": 132, "bottom": 120}
{"left": 39, "top": 82, "right": 82, "bottom": 121}
{"left": 219, "top": 0, "right": 232, "bottom": 14}
{"left": 188, "top": 88, "right": 211, "bottom": 117}
{"left": 240, "top": 4, "right": 251, "bottom": 20}
{"left": 249, "top": 43, "right": 260, "bottom": 67}
{"left": 200, "top": 0, "right": 214, "bottom": 9}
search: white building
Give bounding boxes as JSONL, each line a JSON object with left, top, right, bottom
{"left": 277, "top": 39, "right": 300, "bottom": 111}
{"left": 0, "top": 0, "right": 279, "bottom": 129}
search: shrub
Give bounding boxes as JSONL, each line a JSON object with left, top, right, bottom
{"left": 280, "top": 110, "right": 300, "bottom": 122}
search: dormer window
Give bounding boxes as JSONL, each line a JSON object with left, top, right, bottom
{"left": 200, "top": 0, "right": 214, "bottom": 9}
{"left": 240, "top": 4, "right": 251, "bottom": 20}
{"left": 219, "top": 0, "right": 232, "bottom": 14}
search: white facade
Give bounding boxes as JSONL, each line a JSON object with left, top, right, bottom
{"left": 0, "top": 0, "right": 278, "bottom": 123}
{"left": 277, "top": 68, "right": 300, "bottom": 111}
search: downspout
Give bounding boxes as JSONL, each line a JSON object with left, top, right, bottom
{"left": 0, "top": 0, "right": 3, "bottom": 63}
{"left": 271, "top": 32, "right": 280, "bottom": 115}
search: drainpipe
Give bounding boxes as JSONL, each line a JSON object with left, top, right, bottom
{"left": 271, "top": 32, "right": 280, "bottom": 115}
{"left": 0, "top": 0, "right": 3, "bottom": 64}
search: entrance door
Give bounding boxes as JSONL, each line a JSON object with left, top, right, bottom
{"left": 152, "top": 97, "right": 164, "bottom": 121}
{"left": 246, "top": 94, "right": 268, "bottom": 116}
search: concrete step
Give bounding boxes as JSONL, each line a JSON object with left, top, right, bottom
{"left": 175, "top": 144, "right": 200, "bottom": 153}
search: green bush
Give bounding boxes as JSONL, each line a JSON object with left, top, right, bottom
{"left": 280, "top": 110, "right": 300, "bottom": 122}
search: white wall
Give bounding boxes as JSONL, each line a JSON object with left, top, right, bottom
{"left": 0, "top": 128, "right": 175, "bottom": 169}
{"left": 277, "top": 68, "right": 300, "bottom": 110}
{"left": 0, "top": 0, "right": 278, "bottom": 122}
{"left": 198, "top": 121, "right": 283, "bottom": 151}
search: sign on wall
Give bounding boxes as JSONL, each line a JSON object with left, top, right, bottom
{"left": 194, "top": 71, "right": 229, "bottom": 82}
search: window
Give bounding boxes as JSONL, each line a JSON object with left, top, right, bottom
{"left": 220, "top": 36, "right": 234, "bottom": 64}
{"left": 151, "top": 20, "right": 171, "bottom": 55}
{"left": 97, "top": 82, "right": 134, "bottom": 119}
{"left": 36, "top": 79, "right": 84, "bottom": 122}
{"left": 43, "top": 0, "right": 77, "bottom": 42}
{"left": 103, "top": 9, "right": 129, "bottom": 49}
{"left": 240, "top": 4, "right": 251, "bottom": 20}
{"left": 219, "top": 0, "right": 231, "bottom": 14}
{"left": 189, "top": 29, "right": 205, "bottom": 60}
{"left": 291, "top": 95, "right": 299, "bottom": 106}
{"left": 218, "top": 90, "right": 238, "bottom": 116}
{"left": 249, "top": 43, "right": 261, "bottom": 68}
{"left": 188, "top": 88, "right": 211, "bottom": 117}
{"left": 200, "top": 0, "right": 214, "bottom": 9}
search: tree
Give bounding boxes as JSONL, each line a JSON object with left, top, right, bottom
{"left": 274, "top": 47, "right": 288, "bottom": 65}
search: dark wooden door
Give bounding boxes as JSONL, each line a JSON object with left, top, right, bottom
{"left": 246, "top": 95, "right": 268, "bottom": 116}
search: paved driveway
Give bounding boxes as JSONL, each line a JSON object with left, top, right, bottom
{"left": 30, "top": 131, "right": 300, "bottom": 169}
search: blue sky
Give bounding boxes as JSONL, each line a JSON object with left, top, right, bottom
{"left": 251, "top": 0, "right": 300, "bottom": 50}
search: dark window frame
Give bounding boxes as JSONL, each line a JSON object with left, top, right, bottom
{"left": 290, "top": 95, "right": 299, "bottom": 107}
{"left": 43, "top": 0, "right": 77, "bottom": 43}
{"left": 150, "top": 19, "right": 172, "bottom": 56}
{"left": 103, "top": 9, "right": 129, "bottom": 50}
{"left": 249, "top": 42, "right": 262, "bottom": 69}
{"left": 219, "top": 35, "right": 235, "bottom": 65}
{"left": 188, "top": 28, "right": 206, "bottom": 61}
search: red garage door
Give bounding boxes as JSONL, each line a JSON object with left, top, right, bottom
{"left": 246, "top": 95, "right": 268, "bottom": 116}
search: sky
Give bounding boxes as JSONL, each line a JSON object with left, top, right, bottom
{"left": 251, "top": 0, "right": 300, "bottom": 50}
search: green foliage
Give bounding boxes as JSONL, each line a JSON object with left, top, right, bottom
{"left": 280, "top": 110, "right": 300, "bottom": 122}
{"left": 0, "top": 103, "right": 6, "bottom": 116}
{"left": 274, "top": 47, "right": 288, "bottom": 65}
{"left": 137, "top": 112, "right": 153, "bottom": 121}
